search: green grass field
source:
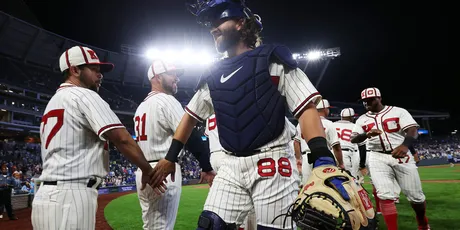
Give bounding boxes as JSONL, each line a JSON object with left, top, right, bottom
{"left": 105, "top": 165, "right": 460, "bottom": 230}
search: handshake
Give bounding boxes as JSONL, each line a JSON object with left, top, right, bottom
{"left": 140, "top": 159, "right": 216, "bottom": 195}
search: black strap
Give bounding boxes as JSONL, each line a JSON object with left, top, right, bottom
{"left": 342, "top": 148, "right": 355, "bottom": 152}
{"left": 43, "top": 178, "right": 100, "bottom": 188}
{"left": 43, "top": 181, "right": 57, "bottom": 185}
{"left": 148, "top": 160, "right": 159, "bottom": 163}
{"left": 374, "top": 150, "right": 392, "bottom": 154}
{"left": 226, "top": 144, "right": 285, "bottom": 157}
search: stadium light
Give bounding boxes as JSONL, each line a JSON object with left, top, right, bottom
{"left": 144, "top": 47, "right": 216, "bottom": 66}
{"left": 142, "top": 46, "right": 340, "bottom": 68}
{"left": 163, "top": 49, "right": 176, "bottom": 62}
{"left": 306, "top": 50, "right": 322, "bottom": 61}
{"left": 145, "top": 48, "right": 161, "bottom": 60}
{"left": 292, "top": 47, "right": 341, "bottom": 62}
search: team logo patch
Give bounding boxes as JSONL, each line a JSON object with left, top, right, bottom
{"left": 322, "top": 168, "right": 336, "bottom": 173}
{"left": 87, "top": 50, "right": 99, "bottom": 60}
{"left": 303, "top": 181, "right": 314, "bottom": 191}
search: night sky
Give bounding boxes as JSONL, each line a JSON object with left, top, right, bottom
{"left": 0, "top": 1, "right": 453, "bottom": 134}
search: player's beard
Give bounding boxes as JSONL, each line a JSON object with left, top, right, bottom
{"left": 160, "top": 77, "right": 177, "bottom": 95}
{"left": 80, "top": 73, "right": 98, "bottom": 93}
{"left": 215, "top": 27, "right": 240, "bottom": 53}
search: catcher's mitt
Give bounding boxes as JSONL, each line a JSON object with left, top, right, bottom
{"left": 275, "top": 165, "right": 376, "bottom": 230}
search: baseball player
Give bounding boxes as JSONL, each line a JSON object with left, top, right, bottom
{"left": 351, "top": 87, "right": 430, "bottom": 230}
{"left": 205, "top": 114, "right": 296, "bottom": 230}
{"left": 150, "top": 1, "right": 353, "bottom": 229}
{"left": 334, "top": 108, "right": 359, "bottom": 177}
{"left": 357, "top": 141, "right": 401, "bottom": 214}
{"left": 447, "top": 152, "right": 455, "bottom": 167}
{"left": 134, "top": 59, "right": 214, "bottom": 230}
{"left": 205, "top": 113, "right": 256, "bottom": 230}
{"left": 294, "top": 99, "right": 344, "bottom": 185}
{"left": 32, "top": 46, "right": 158, "bottom": 230}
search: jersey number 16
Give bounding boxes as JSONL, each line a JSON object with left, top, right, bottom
{"left": 336, "top": 128, "right": 352, "bottom": 142}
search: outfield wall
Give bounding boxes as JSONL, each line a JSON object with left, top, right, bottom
{"left": 417, "top": 157, "right": 459, "bottom": 166}
{"left": 11, "top": 158, "right": 458, "bottom": 210}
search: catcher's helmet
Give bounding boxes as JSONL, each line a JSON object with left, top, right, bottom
{"left": 185, "top": 0, "right": 262, "bottom": 31}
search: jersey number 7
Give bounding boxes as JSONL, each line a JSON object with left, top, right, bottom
{"left": 41, "top": 109, "right": 65, "bottom": 149}
{"left": 134, "top": 113, "right": 148, "bottom": 142}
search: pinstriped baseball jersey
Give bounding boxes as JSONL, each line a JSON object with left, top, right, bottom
{"left": 204, "top": 114, "right": 222, "bottom": 153}
{"left": 39, "top": 83, "right": 124, "bottom": 182}
{"left": 186, "top": 63, "right": 321, "bottom": 151}
{"left": 333, "top": 120, "right": 358, "bottom": 151}
{"left": 134, "top": 91, "right": 185, "bottom": 161}
{"left": 352, "top": 106, "right": 418, "bottom": 152}
{"left": 204, "top": 113, "right": 259, "bottom": 230}
{"left": 294, "top": 116, "right": 339, "bottom": 153}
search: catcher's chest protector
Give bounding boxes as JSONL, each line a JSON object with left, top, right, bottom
{"left": 202, "top": 44, "right": 295, "bottom": 155}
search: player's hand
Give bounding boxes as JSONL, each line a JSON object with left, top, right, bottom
{"left": 338, "top": 164, "right": 345, "bottom": 169}
{"left": 296, "top": 159, "right": 303, "bottom": 174}
{"left": 413, "top": 152, "right": 420, "bottom": 165}
{"left": 359, "top": 167, "right": 368, "bottom": 177}
{"left": 199, "top": 170, "right": 216, "bottom": 187}
{"left": 141, "top": 167, "right": 167, "bottom": 195}
{"left": 391, "top": 145, "right": 409, "bottom": 158}
{"left": 366, "top": 129, "right": 382, "bottom": 138}
{"left": 150, "top": 159, "right": 176, "bottom": 192}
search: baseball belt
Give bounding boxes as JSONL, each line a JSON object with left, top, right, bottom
{"left": 373, "top": 150, "right": 392, "bottom": 154}
{"left": 225, "top": 144, "right": 285, "bottom": 157}
{"left": 42, "top": 176, "right": 103, "bottom": 189}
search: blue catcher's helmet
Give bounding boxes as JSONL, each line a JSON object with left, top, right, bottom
{"left": 186, "top": 0, "right": 262, "bottom": 31}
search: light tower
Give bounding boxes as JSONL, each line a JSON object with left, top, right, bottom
{"left": 292, "top": 47, "right": 341, "bottom": 88}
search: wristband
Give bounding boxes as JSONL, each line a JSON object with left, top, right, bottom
{"left": 307, "top": 136, "right": 335, "bottom": 164}
{"left": 360, "top": 133, "right": 369, "bottom": 139}
{"left": 165, "top": 139, "right": 184, "bottom": 162}
{"left": 402, "top": 136, "right": 416, "bottom": 148}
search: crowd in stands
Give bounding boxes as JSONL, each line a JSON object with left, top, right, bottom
{"left": 0, "top": 57, "right": 140, "bottom": 114}
{"left": 0, "top": 140, "right": 203, "bottom": 191}
{"left": 1, "top": 135, "right": 458, "bottom": 194}
{"left": 415, "top": 135, "right": 460, "bottom": 160}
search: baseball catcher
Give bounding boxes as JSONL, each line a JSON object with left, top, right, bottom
{"left": 275, "top": 159, "right": 378, "bottom": 230}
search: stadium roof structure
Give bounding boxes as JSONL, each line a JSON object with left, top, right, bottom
{"left": 0, "top": 11, "right": 450, "bottom": 124}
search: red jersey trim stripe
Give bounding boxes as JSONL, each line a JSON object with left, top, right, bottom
{"left": 185, "top": 107, "right": 204, "bottom": 122}
{"left": 402, "top": 123, "right": 418, "bottom": 131}
{"left": 331, "top": 141, "right": 340, "bottom": 147}
{"left": 365, "top": 106, "right": 392, "bottom": 117}
{"left": 293, "top": 92, "right": 321, "bottom": 117}
{"left": 98, "top": 123, "right": 125, "bottom": 136}
{"left": 56, "top": 84, "right": 77, "bottom": 92}
{"left": 143, "top": 91, "right": 160, "bottom": 102}
{"left": 271, "top": 76, "right": 280, "bottom": 86}
{"left": 364, "top": 106, "right": 392, "bottom": 118}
